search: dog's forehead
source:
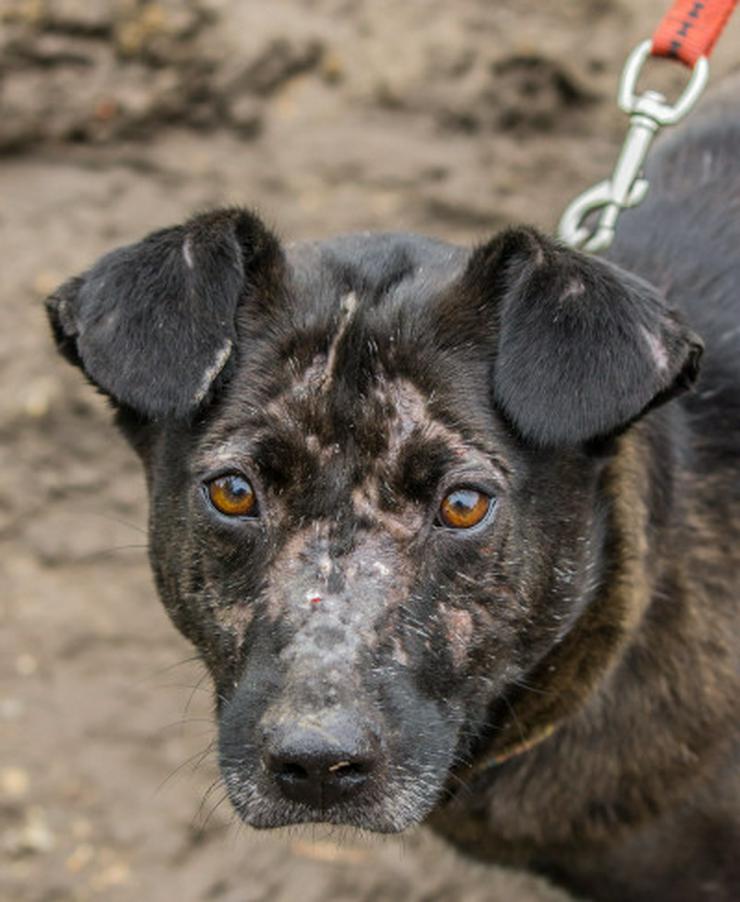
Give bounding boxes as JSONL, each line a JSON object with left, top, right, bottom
{"left": 200, "top": 355, "right": 495, "bottom": 479}
{"left": 276, "top": 231, "right": 480, "bottom": 433}
{"left": 195, "top": 233, "right": 504, "bottom": 487}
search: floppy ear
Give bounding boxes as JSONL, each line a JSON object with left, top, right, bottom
{"left": 463, "top": 227, "right": 703, "bottom": 447}
{"left": 46, "top": 208, "right": 282, "bottom": 420}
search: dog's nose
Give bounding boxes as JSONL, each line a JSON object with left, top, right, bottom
{"left": 263, "top": 716, "right": 381, "bottom": 808}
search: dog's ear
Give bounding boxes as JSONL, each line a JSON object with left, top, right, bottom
{"left": 46, "top": 208, "right": 282, "bottom": 420}
{"left": 460, "top": 227, "right": 703, "bottom": 447}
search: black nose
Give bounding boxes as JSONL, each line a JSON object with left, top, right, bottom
{"left": 263, "top": 716, "right": 381, "bottom": 808}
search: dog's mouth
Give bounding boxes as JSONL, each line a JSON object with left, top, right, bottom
{"left": 219, "top": 757, "right": 446, "bottom": 833}
{"left": 216, "top": 660, "right": 466, "bottom": 833}
{"left": 217, "top": 709, "right": 456, "bottom": 833}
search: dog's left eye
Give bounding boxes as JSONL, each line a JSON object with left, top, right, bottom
{"left": 206, "top": 474, "right": 259, "bottom": 518}
{"left": 437, "top": 488, "right": 492, "bottom": 530}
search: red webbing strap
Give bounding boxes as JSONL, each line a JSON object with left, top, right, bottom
{"left": 652, "top": 0, "right": 738, "bottom": 66}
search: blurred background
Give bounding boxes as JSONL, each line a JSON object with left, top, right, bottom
{"left": 1, "top": 2, "right": 737, "bottom": 900}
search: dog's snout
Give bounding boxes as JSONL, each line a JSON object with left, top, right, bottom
{"left": 263, "top": 715, "right": 381, "bottom": 808}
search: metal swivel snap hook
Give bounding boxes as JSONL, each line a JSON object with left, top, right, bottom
{"left": 558, "top": 40, "right": 709, "bottom": 253}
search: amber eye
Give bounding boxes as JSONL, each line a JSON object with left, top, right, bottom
{"left": 206, "top": 474, "right": 259, "bottom": 518}
{"left": 437, "top": 488, "right": 492, "bottom": 530}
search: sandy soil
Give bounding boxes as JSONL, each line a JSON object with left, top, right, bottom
{"left": 1, "top": 2, "right": 738, "bottom": 900}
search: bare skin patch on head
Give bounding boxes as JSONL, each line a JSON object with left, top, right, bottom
{"left": 279, "top": 291, "right": 361, "bottom": 406}
{"left": 560, "top": 278, "right": 586, "bottom": 301}
{"left": 192, "top": 339, "right": 233, "bottom": 406}
{"left": 351, "top": 484, "right": 425, "bottom": 542}
{"left": 440, "top": 607, "right": 475, "bottom": 669}
{"left": 214, "top": 602, "right": 255, "bottom": 648}
{"left": 377, "top": 375, "right": 509, "bottom": 475}
{"left": 320, "top": 291, "right": 358, "bottom": 392}
{"left": 639, "top": 325, "right": 669, "bottom": 374}
{"left": 182, "top": 235, "right": 195, "bottom": 269}
{"left": 266, "top": 521, "right": 408, "bottom": 624}
{"left": 352, "top": 375, "right": 508, "bottom": 522}
{"left": 192, "top": 435, "right": 253, "bottom": 475}
{"left": 379, "top": 376, "right": 430, "bottom": 456}
{"left": 261, "top": 520, "right": 416, "bottom": 709}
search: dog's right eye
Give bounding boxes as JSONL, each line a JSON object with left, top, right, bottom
{"left": 206, "top": 474, "right": 259, "bottom": 518}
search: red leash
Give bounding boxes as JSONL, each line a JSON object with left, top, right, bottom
{"left": 559, "top": 0, "right": 737, "bottom": 252}
{"left": 653, "top": 0, "right": 737, "bottom": 66}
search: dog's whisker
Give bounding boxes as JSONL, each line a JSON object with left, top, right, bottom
{"left": 192, "top": 775, "right": 227, "bottom": 831}
{"left": 156, "top": 717, "right": 215, "bottom": 732}
{"left": 76, "top": 510, "right": 148, "bottom": 536}
{"left": 67, "top": 543, "right": 149, "bottom": 563}
{"left": 154, "top": 740, "right": 216, "bottom": 797}
{"left": 183, "top": 668, "right": 212, "bottom": 717}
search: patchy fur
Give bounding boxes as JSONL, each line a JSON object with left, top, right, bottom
{"left": 46, "top": 97, "right": 740, "bottom": 900}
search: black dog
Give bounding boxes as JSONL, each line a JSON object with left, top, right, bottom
{"left": 46, "top": 95, "right": 739, "bottom": 901}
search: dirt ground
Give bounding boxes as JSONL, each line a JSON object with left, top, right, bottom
{"left": 1, "top": 2, "right": 738, "bottom": 900}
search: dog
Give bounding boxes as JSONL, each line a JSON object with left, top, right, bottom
{"left": 45, "top": 90, "right": 739, "bottom": 901}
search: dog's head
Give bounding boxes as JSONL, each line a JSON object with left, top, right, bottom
{"left": 46, "top": 208, "right": 701, "bottom": 832}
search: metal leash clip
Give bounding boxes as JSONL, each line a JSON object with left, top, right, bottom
{"left": 558, "top": 39, "right": 709, "bottom": 253}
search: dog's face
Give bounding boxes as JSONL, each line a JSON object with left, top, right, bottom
{"left": 47, "top": 210, "right": 701, "bottom": 832}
